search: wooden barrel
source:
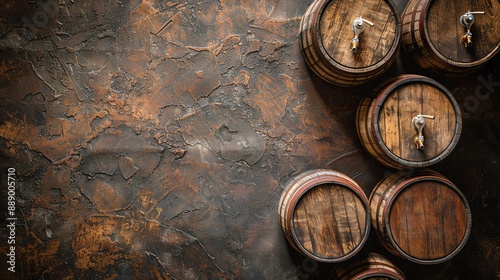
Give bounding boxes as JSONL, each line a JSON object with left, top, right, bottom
{"left": 278, "top": 169, "right": 370, "bottom": 262}
{"left": 330, "top": 253, "right": 406, "bottom": 280}
{"left": 299, "top": 0, "right": 401, "bottom": 86}
{"left": 356, "top": 74, "right": 462, "bottom": 169}
{"left": 402, "top": 0, "right": 500, "bottom": 73}
{"left": 369, "top": 170, "right": 472, "bottom": 265}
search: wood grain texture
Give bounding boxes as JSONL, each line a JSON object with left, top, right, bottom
{"left": 293, "top": 183, "right": 367, "bottom": 258}
{"left": 320, "top": 0, "right": 397, "bottom": 68}
{"left": 389, "top": 181, "right": 468, "bottom": 260}
{"left": 402, "top": 0, "right": 500, "bottom": 72}
{"left": 356, "top": 75, "right": 462, "bottom": 169}
{"left": 369, "top": 171, "right": 472, "bottom": 264}
{"left": 379, "top": 82, "right": 456, "bottom": 160}
{"left": 279, "top": 169, "right": 370, "bottom": 262}
{"left": 299, "top": 0, "right": 400, "bottom": 86}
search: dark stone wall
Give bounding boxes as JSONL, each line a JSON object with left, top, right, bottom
{"left": 0, "top": 0, "right": 498, "bottom": 279}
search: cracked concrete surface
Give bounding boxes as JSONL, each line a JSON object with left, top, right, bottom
{"left": 0, "top": 0, "right": 499, "bottom": 279}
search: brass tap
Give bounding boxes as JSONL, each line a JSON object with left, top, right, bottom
{"left": 350, "top": 17, "right": 374, "bottom": 53}
{"left": 412, "top": 114, "right": 435, "bottom": 150}
{"left": 413, "top": 135, "right": 425, "bottom": 150}
{"left": 460, "top": 33, "right": 473, "bottom": 47}
{"left": 350, "top": 38, "right": 360, "bottom": 53}
{"left": 459, "top": 11, "right": 485, "bottom": 47}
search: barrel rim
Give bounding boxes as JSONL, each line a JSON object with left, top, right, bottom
{"left": 419, "top": 0, "right": 500, "bottom": 69}
{"left": 331, "top": 252, "right": 406, "bottom": 280}
{"left": 347, "top": 270, "right": 405, "bottom": 280}
{"left": 279, "top": 169, "right": 371, "bottom": 262}
{"left": 381, "top": 172, "right": 472, "bottom": 264}
{"left": 370, "top": 74, "right": 463, "bottom": 169}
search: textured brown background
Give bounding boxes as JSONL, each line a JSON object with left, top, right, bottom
{"left": 0, "top": 0, "right": 498, "bottom": 279}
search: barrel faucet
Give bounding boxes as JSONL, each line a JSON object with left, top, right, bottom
{"left": 412, "top": 114, "right": 435, "bottom": 150}
{"left": 460, "top": 11, "right": 485, "bottom": 47}
{"left": 350, "top": 17, "right": 375, "bottom": 52}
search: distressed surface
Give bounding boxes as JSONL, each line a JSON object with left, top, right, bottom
{"left": 0, "top": 0, "right": 498, "bottom": 279}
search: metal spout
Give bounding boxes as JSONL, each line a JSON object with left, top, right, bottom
{"left": 350, "top": 17, "right": 374, "bottom": 52}
{"left": 413, "top": 135, "right": 425, "bottom": 150}
{"left": 351, "top": 38, "right": 359, "bottom": 53}
{"left": 459, "top": 11, "right": 485, "bottom": 47}
{"left": 461, "top": 33, "right": 473, "bottom": 47}
{"left": 412, "top": 114, "right": 435, "bottom": 151}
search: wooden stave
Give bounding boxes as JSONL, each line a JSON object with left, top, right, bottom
{"left": 369, "top": 170, "right": 472, "bottom": 265}
{"left": 300, "top": 0, "right": 338, "bottom": 83}
{"left": 402, "top": 0, "right": 500, "bottom": 73}
{"left": 331, "top": 252, "right": 407, "bottom": 280}
{"left": 299, "top": 0, "right": 401, "bottom": 86}
{"left": 401, "top": 0, "right": 446, "bottom": 71}
{"left": 369, "top": 172, "right": 417, "bottom": 258}
{"left": 356, "top": 94, "right": 402, "bottom": 170}
{"left": 300, "top": 0, "right": 365, "bottom": 85}
{"left": 356, "top": 74, "right": 463, "bottom": 169}
{"left": 278, "top": 169, "right": 371, "bottom": 263}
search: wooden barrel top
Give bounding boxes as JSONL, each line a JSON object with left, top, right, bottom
{"left": 319, "top": 0, "right": 399, "bottom": 71}
{"left": 373, "top": 75, "right": 461, "bottom": 167}
{"left": 292, "top": 182, "right": 368, "bottom": 260}
{"left": 387, "top": 178, "right": 470, "bottom": 261}
{"left": 402, "top": 0, "right": 500, "bottom": 71}
{"left": 425, "top": 0, "right": 500, "bottom": 65}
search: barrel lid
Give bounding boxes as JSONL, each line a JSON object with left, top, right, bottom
{"left": 292, "top": 182, "right": 369, "bottom": 262}
{"left": 318, "top": 0, "right": 400, "bottom": 71}
{"left": 386, "top": 176, "right": 471, "bottom": 264}
{"left": 423, "top": 0, "right": 500, "bottom": 66}
{"left": 373, "top": 75, "right": 462, "bottom": 168}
